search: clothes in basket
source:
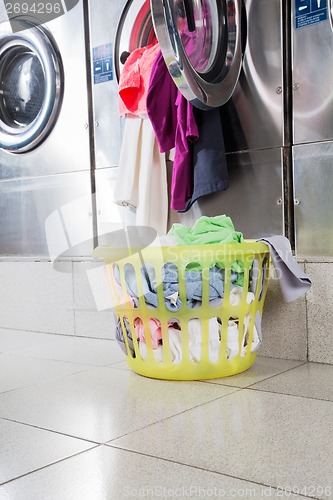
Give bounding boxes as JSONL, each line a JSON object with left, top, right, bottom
{"left": 113, "top": 263, "right": 260, "bottom": 364}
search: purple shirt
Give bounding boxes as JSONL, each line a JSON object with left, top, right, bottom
{"left": 146, "top": 51, "right": 199, "bottom": 211}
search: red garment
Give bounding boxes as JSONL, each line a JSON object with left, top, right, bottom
{"left": 118, "top": 43, "right": 160, "bottom": 116}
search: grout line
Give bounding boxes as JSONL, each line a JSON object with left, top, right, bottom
{"left": 0, "top": 444, "right": 101, "bottom": 487}
{"left": 0, "top": 326, "right": 114, "bottom": 340}
{"left": 242, "top": 361, "right": 309, "bottom": 389}
{"left": 71, "top": 261, "right": 77, "bottom": 337}
{"left": 0, "top": 416, "right": 101, "bottom": 445}
{"left": 304, "top": 262, "right": 310, "bottom": 361}
{"left": 0, "top": 368, "right": 103, "bottom": 396}
{"left": 104, "top": 445, "right": 313, "bottom": 499}
{"left": 201, "top": 360, "right": 308, "bottom": 390}
{"left": 246, "top": 386, "right": 333, "bottom": 404}
{"left": 105, "top": 388, "right": 243, "bottom": 444}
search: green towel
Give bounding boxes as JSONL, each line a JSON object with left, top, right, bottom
{"left": 168, "top": 215, "right": 245, "bottom": 285}
{"left": 169, "top": 215, "right": 243, "bottom": 245}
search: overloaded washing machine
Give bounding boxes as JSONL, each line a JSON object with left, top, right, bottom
{"left": 0, "top": 1, "right": 93, "bottom": 256}
{"left": 149, "top": 0, "right": 286, "bottom": 239}
{"left": 92, "top": 0, "right": 285, "bottom": 243}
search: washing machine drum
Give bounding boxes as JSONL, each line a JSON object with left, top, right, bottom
{"left": 0, "top": 20, "right": 63, "bottom": 153}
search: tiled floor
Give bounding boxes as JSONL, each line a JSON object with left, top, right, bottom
{"left": 0, "top": 329, "right": 333, "bottom": 500}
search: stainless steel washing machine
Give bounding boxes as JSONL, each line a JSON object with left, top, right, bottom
{"left": 291, "top": 0, "right": 333, "bottom": 256}
{"left": 149, "top": 0, "right": 285, "bottom": 239}
{"left": 0, "top": 1, "right": 93, "bottom": 256}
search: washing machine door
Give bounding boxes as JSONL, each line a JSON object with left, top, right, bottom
{"left": 150, "top": 0, "right": 242, "bottom": 109}
{"left": 115, "top": 0, "right": 157, "bottom": 81}
{"left": 0, "top": 19, "right": 63, "bottom": 153}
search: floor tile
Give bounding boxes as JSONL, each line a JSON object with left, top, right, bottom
{"left": 250, "top": 362, "right": 333, "bottom": 401}
{"left": 0, "top": 329, "right": 59, "bottom": 354}
{"left": 0, "top": 445, "right": 312, "bottom": 499}
{"left": 0, "top": 367, "right": 238, "bottom": 443}
{"left": 0, "top": 329, "right": 123, "bottom": 366}
{"left": 0, "top": 353, "right": 93, "bottom": 393}
{"left": 0, "top": 418, "right": 94, "bottom": 485}
{"left": 204, "top": 356, "right": 305, "bottom": 388}
{"left": 111, "top": 390, "right": 333, "bottom": 497}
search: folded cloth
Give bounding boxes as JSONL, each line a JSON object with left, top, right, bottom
{"left": 139, "top": 342, "right": 164, "bottom": 363}
{"left": 115, "top": 317, "right": 135, "bottom": 357}
{"left": 113, "top": 261, "right": 240, "bottom": 311}
{"left": 241, "top": 313, "right": 261, "bottom": 357}
{"left": 188, "top": 317, "right": 221, "bottom": 363}
{"left": 134, "top": 317, "right": 162, "bottom": 349}
{"left": 168, "top": 326, "right": 183, "bottom": 364}
{"left": 257, "top": 235, "right": 312, "bottom": 303}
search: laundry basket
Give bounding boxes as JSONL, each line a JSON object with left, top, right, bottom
{"left": 93, "top": 241, "right": 270, "bottom": 380}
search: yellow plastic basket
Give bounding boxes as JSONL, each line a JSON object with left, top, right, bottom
{"left": 93, "top": 241, "right": 270, "bottom": 380}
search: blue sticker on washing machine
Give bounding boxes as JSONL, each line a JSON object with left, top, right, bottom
{"left": 295, "top": 0, "right": 328, "bottom": 28}
{"left": 93, "top": 44, "right": 113, "bottom": 84}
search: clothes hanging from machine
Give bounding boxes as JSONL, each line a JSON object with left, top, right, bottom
{"left": 180, "top": 107, "right": 229, "bottom": 212}
{"left": 147, "top": 49, "right": 230, "bottom": 213}
{"left": 113, "top": 115, "right": 168, "bottom": 235}
{"left": 146, "top": 49, "right": 199, "bottom": 211}
{"left": 118, "top": 43, "right": 160, "bottom": 117}
{"left": 114, "top": 43, "right": 168, "bottom": 236}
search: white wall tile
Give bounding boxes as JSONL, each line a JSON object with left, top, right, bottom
{"left": 260, "top": 266, "right": 307, "bottom": 361}
{"left": 306, "top": 262, "right": 333, "bottom": 364}
{"left": 0, "top": 262, "right": 74, "bottom": 335}
{"left": 73, "top": 262, "right": 116, "bottom": 339}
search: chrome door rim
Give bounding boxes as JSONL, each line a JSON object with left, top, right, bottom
{"left": 115, "top": 0, "right": 157, "bottom": 82}
{"left": 150, "top": 0, "right": 243, "bottom": 109}
{"left": 0, "top": 19, "right": 63, "bottom": 153}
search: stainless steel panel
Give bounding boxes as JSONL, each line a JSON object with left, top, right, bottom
{"left": 293, "top": 141, "right": 333, "bottom": 257}
{"left": 292, "top": 2, "right": 333, "bottom": 145}
{"left": 88, "top": 0, "right": 127, "bottom": 169}
{"left": 173, "top": 148, "right": 284, "bottom": 238}
{"left": 0, "top": 2, "right": 91, "bottom": 179}
{"left": 221, "top": 0, "right": 283, "bottom": 153}
{"left": 0, "top": 171, "right": 94, "bottom": 256}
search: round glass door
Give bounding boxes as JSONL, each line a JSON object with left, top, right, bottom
{"left": 0, "top": 48, "right": 45, "bottom": 128}
{"left": 0, "top": 20, "right": 63, "bottom": 153}
{"left": 175, "top": 0, "right": 220, "bottom": 76}
{"left": 151, "top": 0, "right": 242, "bottom": 109}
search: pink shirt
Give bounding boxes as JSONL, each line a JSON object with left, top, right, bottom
{"left": 118, "top": 43, "right": 160, "bottom": 117}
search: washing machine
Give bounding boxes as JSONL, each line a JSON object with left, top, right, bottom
{"left": 90, "top": 0, "right": 288, "bottom": 244}
{"left": 291, "top": 0, "right": 333, "bottom": 256}
{"left": 0, "top": 1, "right": 93, "bottom": 256}
{"left": 148, "top": 0, "right": 285, "bottom": 239}
{"left": 92, "top": 0, "right": 285, "bottom": 241}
